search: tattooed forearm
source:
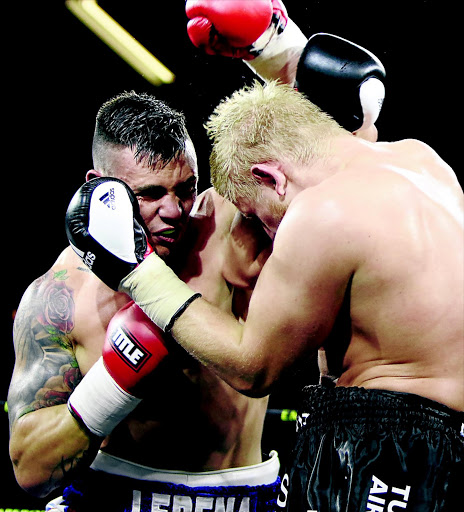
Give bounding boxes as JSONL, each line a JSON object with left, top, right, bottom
{"left": 56, "top": 446, "right": 93, "bottom": 482}
{"left": 47, "top": 431, "right": 101, "bottom": 493}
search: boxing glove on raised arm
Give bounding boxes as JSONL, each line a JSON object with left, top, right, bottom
{"left": 68, "top": 302, "right": 169, "bottom": 437}
{"left": 186, "top": 0, "right": 288, "bottom": 60}
{"left": 296, "top": 33, "right": 386, "bottom": 133}
{"left": 65, "top": 177, "right": 150, "bottom": 291}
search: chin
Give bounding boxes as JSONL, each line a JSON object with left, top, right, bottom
{"left": 153, "top": 245, "right": 171, "bottom": 260}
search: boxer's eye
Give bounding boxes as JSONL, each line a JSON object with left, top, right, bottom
{"left": 135, "top": 186, "right": 167, "bottom": 201}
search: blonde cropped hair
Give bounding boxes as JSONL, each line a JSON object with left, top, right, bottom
{"left": 205, "top": 80, "right": 344, "bottom": 203}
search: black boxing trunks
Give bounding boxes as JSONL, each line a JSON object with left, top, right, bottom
{"left": 46, "top": 450, "right": 280, "bottom": 512}
{"left": 277, "top": 386, "right": 464, "bottom": 512}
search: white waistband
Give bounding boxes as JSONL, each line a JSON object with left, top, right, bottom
{"left": 90, "top": 450, "right": 280, "bottom": 487}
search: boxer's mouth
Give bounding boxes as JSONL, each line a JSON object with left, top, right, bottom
{"left": 154, "top": 228, "right": 178, "bottom": 243}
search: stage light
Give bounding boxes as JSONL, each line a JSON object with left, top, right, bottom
{"left": 65, "top": 0, "right": 175, "bottom": 86}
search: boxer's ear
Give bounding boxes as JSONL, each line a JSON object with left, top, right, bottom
{"left": 86, "top": 169, "right": 103, "bottom": 182}
{"left": 251, "top": 163, "right": 287, "bottom": 196}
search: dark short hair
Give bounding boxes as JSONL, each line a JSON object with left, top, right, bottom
{"left": 92, "top": 91, "right": 189, "bottom": 168}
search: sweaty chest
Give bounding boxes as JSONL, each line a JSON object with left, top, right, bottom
{"left": 177, "top": 232, "right": 234, "bottom": 314}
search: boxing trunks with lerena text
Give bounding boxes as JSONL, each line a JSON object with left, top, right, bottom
{"left": 46, "top": 450, "right": 281, "bottom": 512}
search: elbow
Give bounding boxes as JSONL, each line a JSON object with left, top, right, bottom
{"left": 17, "top": 481, "right": 53, "bottom": 499}
{"left": 9, "top": 421, "right": 60, "bottom": 498}
{"left": 10, "top": 454, "right": 54, "bottom": 498}
{"left": 239, "top": 386, "right": 271, "bottom": 399}
{"left": 228, "top": 371, "right": 275, "bottom": 399}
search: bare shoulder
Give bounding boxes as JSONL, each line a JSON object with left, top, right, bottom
{"left": 192, "top": 187, "right": 237, "bottom": 226}
{"left": 195, "top": 190, "right": 273, "bottom": 289}
{"left": 50, "top": 246, "right": 93, "bottom": 289}
{"left": 9, "top": 246, "right": 127, "bottom": 424}
{"left": 389, "top": 138, "right": 430, "bottom": 152}
{"left": 392, "top": 139, "right": 448, "bottom": 169}
{"left": 12, "top": 247, "right": 97, "bottom": 363}
{"left": 57, "top": 248, "right": 128, "bottom": 354}
{"left": 377, "top": 138, "right": 435, "bottom": 155}
{"left": 380, "top": 139, "right": 460, "bottom": 187}
{"left": 19, "top": 246, "right": 126, "bottom": 355}
{"left": 276, "top": 174, "right": 386, "bottom": 267}
{"left": 185, "top": 188, "right": 238, "bottom": 257}
{"left": 284, "top": 180, "right": 363, "bottom": 230}
{"left": 8, "top": 248, "right": 85, "bottom": 424}
{"left": 15, "top": 247, "right": 86, "bottom": 338}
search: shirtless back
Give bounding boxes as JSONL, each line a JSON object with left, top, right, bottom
{"left": 332, "top": 139, "right": 463, "bottom": 410}
{"left": 232, "top": 138, "right": 463, "bottom": 410}
{"left": 149, "top": 82, "right": 464, "bottom": 415}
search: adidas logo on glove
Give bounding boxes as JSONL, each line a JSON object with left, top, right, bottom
{"left": 99, "top": 187, "right": 117, "bottom": 210}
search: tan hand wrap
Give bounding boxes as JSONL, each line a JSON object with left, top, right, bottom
{"left": 119, "top": 253, "right": 201, "bottom": 332}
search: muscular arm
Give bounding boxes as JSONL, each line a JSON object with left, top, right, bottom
{"left": 169, "top": 196, "right": 354, "bottom": 396}
{"left": 8, "top": 269, "right": 95, "bottom": 497}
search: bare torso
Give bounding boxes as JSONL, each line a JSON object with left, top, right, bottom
{"left": 312, "top": 139, "right": 464, "bottom": 410}
{"left": 64, "top": 188, "right": 267, "bottom": 470}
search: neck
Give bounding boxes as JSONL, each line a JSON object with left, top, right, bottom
{"left": 287, "top": 134, "right": 364, "bottom": 192}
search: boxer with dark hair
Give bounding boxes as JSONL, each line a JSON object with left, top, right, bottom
{"left": 8, "top": 91, "right": 278, "bottom": 512}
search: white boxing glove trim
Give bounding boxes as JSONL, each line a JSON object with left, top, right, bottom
{"left": 68, "top": 357, "right": 142, "bottom": 437}
{"left": 358, "top": 77, "right": 385, "bottom": 132}
{"left": 246, "top": 18, "right": 307, "bottom": 82}
{"left": 119, "top": 253, "right": 201, "bottom": 332}
{"left": 88, "top": 180, "right": 138, "bottom": 264}
{"left": 252, "top": 18, "right": 306, "bottom": 60}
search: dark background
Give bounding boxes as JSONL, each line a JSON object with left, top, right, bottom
{"left": 1, "top": 1, "right": 459, "bottom": 508}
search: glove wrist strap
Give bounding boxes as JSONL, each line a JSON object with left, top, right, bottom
{"left": 68, "top": 357, "right": 141, "bottom": 437}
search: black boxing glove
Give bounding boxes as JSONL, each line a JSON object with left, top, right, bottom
{"left": 295, "top": 33, "right": 386, "bottom": 132}
{"left": 65, "top": 177, "right": 151, "bottom": 291}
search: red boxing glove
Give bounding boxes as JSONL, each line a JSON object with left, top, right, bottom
{"left": 186, "top": 0, "right": 288, "bottom": 60}
{"left": 68, "top": 302, "right": 169, "bottom": 437}
{"left": 103, "top": 301, "right": 168, "bottom": 394}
